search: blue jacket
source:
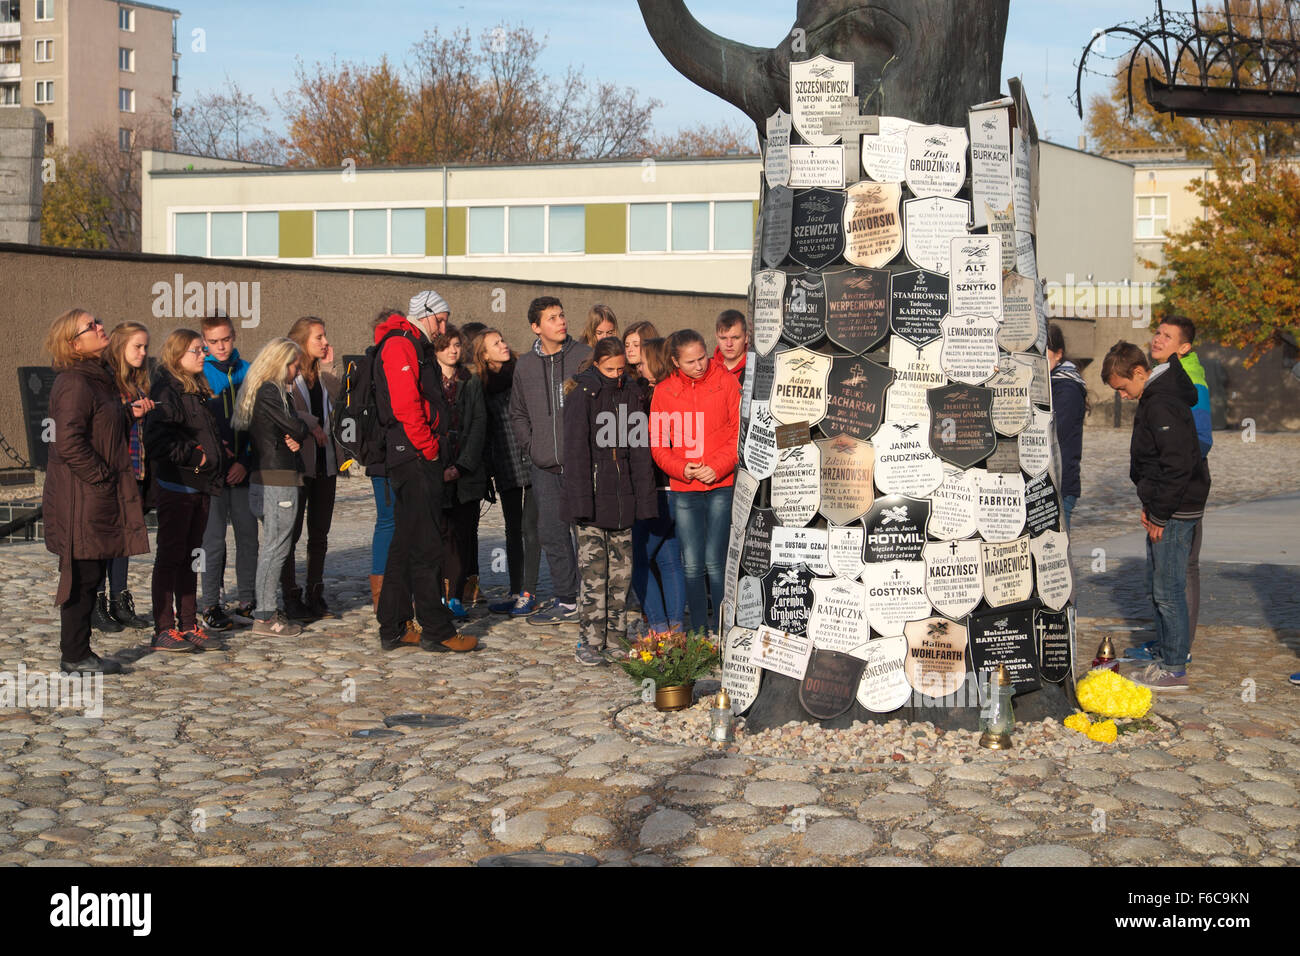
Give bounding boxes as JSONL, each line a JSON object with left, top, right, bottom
{"left": 203, "top": 349, "right": 253, "bottom": 477}
{"left": 1175, "top": 351, "right": 1213, "bottom": 459}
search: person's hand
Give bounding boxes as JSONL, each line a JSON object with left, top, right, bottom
{"left": 198, "top": 451, "right": 207, "bottom": 467}
{"left": 285, "top": 434, "right": 301, "bottom": 453}
{"left": 682, "top": 462, "right": 700, "bottom": 480}
{"left": 694, "top": 465, "right": 718, "bottom": 484}
{"left": 312, "top": 425, "right": 327, "bottom": 444}
{"left": 323, "top": 344, "right": 335, "bottom": 366}
{"left": 226, "top": 462, "right": 247, "bottom": 485}
{"left": 443, "top": 465, "right": 460, "bottom": 482}
{"left": 1147, "top": 521, "right": 1164, "bottom": 542}
{"left": 130, "top": 398, "right": 155, "bottom": 418}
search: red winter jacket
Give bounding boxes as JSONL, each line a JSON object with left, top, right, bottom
{"left": 650, "top": 360, "right": 740, "bottom": 492}
{"left": 374, "top": 314, "right": 439, "bottom": 463}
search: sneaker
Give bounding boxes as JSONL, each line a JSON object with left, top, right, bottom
{"left": 182, "top": 625, "right": 225, "bottom": 650}
{"left": 109, "top": 590, "right": 151, "bottom": 629}
{"left": 1289, "top": 672, "right": 1300, "bottom": 686}
{"left": 92, "top": 592, "right": 124, "bottom": 633}
{"left": 508, "top": 592, "right": 538, "bottom": 616}
{"left": 1123, "top": 639, "right": 1160, "bottom": 661}
{"left": 489, "top": 593, "right": 520, "bottom": 614}
{"left": 574, "top": 643, "right": 606, "bottom": 666}
{"left": 530, "top": 602, "right": 578, "bottom": 626}
{"left": 152, "top": 628, "right": 200, "bottom": 653}
{"left": 227, "top": 602, "right": 256, "bottom": 626}
{"left": 202, "top": 605, "right": 236, "bottom": 632}
{"left": 1125, "top": 661, "right": 1189, "bottom": 691}
{"left": 446, "top": 598, "right": 468, "bottom": 619}
{"left": 250, "top": 612, "right": 303, "bottom": 638}
{"left": 419, "top": 631, "right": 479, "bottom": 653}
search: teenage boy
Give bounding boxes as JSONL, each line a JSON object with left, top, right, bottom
{"left": 199, "top": 315, "right": 258, "bottom": 630}
{"left": 372, "top": 290, "right": 477, "bottom": 653}
{"left": 509, "top": 296, "right": 592, "bottom": 625}
{"left": 1103, "top": 341, "right": 1210, "bottom": 691}
{"left": 712, "top": 310, "right": 749, "bottom": 388}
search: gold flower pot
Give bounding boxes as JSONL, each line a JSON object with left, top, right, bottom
{"left": 654, "top": 683, "right": 695, "bottom": 712}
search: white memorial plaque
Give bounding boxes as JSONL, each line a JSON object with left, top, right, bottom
{"left": 1031, "top": 530, "right": 1073, "bottom": 611}
{"left": 903, "top": 616, "right": 969, "bottom": 698}
{"left": 764, "top": 109, "right": 792, "bottom": 188}
{"left": 743, "top": 401, "right": 778, "bottom": 480}
{"left": 828, "top": 524, "right": 866, "bottom": 579}
{"left": 975, "top": 470, "right": 1027, "bottom": 543}
{"left": 987, "top": 201, "right": 1017, "bottom": 272}
{"left": 940, "top": 312, "right": 999, "bottom": 385}
{"left": 816, "top": 433, "right": 876, "bottom": 525}
{"left": 969, "top": 105, "right": 1013, "bottom": 229}
{"left": 998, "top": 271, "right": 1038, "bottom": 352}
{"left": 860, "top": 116, "right": 912, "bottom": 183}
{"left": 927, "top": 465, "right": 980, "bottom": 540}
{"left": 740, "top": 348, "right": 757, "bottom": 426}
{"left": 1018, "top": 407, "right": 1052, "bottom": 477}
{"left": 988, "top": 353, "right": 1035, "bottom": 436}
{"left": 790, "top": 55, "right": 854, "bottom": 146}
{"left": 903, "top": 196, "right": 970, "bottom": 274}
{"left": 771, "top": 441, "right": 821, "bottom": 527}
{"left": 837, "top": 101, "right": 878, "bottom": 185}
{"left": 1012, "top": 128, "right": 1035, "bottom": 235}
{"left": 904, "top": 124, "right": 969, "bottom": 199}
{"left": 722, "top": 626, "right": 763, "bottom": 713}
{"left": 1017, "top": 351, "right": 1051, "bottom": 408}
{"left": 736, "top": 576, "right": 765, "bottom": 629}
{"left": 850, "top": 636, "right": 912, "bottom": 712}
{"left": 950, "top": 236, "right": 1003, "bottom": 318}
{"left": 731, "top": 467, "right": 759, "bottom": 534}
{"left": 981, "top": 535, "right": 1034, "bottom": 608}
{"left": 924, "top": 539, "right": 985, "bottom": 620}
{"left": 1035, "top": 283, "right": 1049, "bottom": 354}
{"left": 789, "top": 145, "right": 846, "bottom": 188}
{"left": 770, "top": 347, "right": 831, "bottom": 426}
{"left": 752, "top": 624, "right": 813, "bottom": 680}
{"left": 809, "top": 576, "right": 870, "bottom": 653}
{"left": 872, "top": 420, "right": 944, "bottom": 498}
{"left": 843, "top": 180, "right": 903, "bottom": 269}
{"left": 1015, "top": 231, "right": 1037, "bottom": 280}
{"left": 885, "top": 338, "right": 945, "bottom": 426}
{"left": 770, "top": 526, "right": 832, "bottom": 575}
{"left": 751, "top": 270, "right": 786, "bottom": 357}
{"left": 861, "top": 560, "right": 930, "bottom": 637}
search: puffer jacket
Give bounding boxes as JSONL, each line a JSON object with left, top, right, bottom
{"left": 145, "top": 368, "right": 227, "bottom": 495}
{"left": 650, "top": 359, "right": 741, "bottom": 492}
{"left": 1129, "top": 354, "right": 1211, "bottom": 526}
{"left": 43, "top": 359, "right": 150, "bottom": 605}
{"left": 562, "top": 366, "right": 658, "bottom": 530}
{"left": 248, "top": 381, "right": 310, "bottom": 486}
{"left": 508, "top": 335, "right": 592, "bottom": 473}
{"left": 483, "top": 357, "right": 531, "bottom": 492}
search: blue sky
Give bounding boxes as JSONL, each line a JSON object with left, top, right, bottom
{"left": 176, "top": 0, "right": 1150, "bottom": 149}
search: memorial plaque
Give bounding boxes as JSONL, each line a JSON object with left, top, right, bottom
{"left": 808, "top": 576, "right": 869, "bottom": 653}
{"left": 1024, "top": 473, "right": 1062, "bottom": 536}
{"left": 18, "top": 366, "right": 57, "bottom": 471}
{"left": 889, "top": 268, "right": 947, "bottom": 346}
{"left": 764, "top": 109, "right": 792, "bottom": 188}
{"left": 789, "top": 145, "right": 846, "bottom": 188}
{"left": 904, "top": 196, "right": 971, "bottom": 274}
{"left": 904, "top": 124, "right": 969, "bottom": 199}
{"left": 823, "top": 355, "right": 891, "bottom": 441}
{"left": 781, "top": 273, "right": 827, "bottom": 346}
{"left": 762, "top": 563, "right": 816, "bottom": 636}
{"left": 981, "top": 535, "right": 1034, "bottom": 608}
{"left": 873, "top": 420, "right": 944, "bottom": 498}
{"left": 731, "top": 467, "right": 759, "bottom": 534}
{"left": 790, "top": 188, "right": 846, "bottom": 270}
{"left": 987, "top": 201, "right": 1017, "bottom": 272}
{"left": 927, "top": 465, "right": 980, "bottom": 540}
{"left": 903, "top": 616, "right": 969, "bottom": 698}
{"left": 1035, "top": 283, "right": 1049, "bottom": 354}
{"left": 851, "top": 635, "right": 912, "bottom": 713}
{"left": 1017, "top": 407, "right": 1052, "bottom": 477}
{"left": 799, "top": 649, "right": 867, "bottom": 720}
{"left": 740, "top": 348, "right": 757, "bottom": 428}
{"left": 722, "top": 625, "right": 763, "bottom": 713}
{"left": 1035, "top": 608, "right": 1073, "bottom": 684}
{"left": 828, "top": 524, "right": 866, "bottom": 579}
{"left": 722, "top": 601, "right": 736, "bottom": 633}
{"left": 969, "top": 606, "right": 1040, "bottom": 694}
{"left": 751, "top": 351, "right": 775, "bottom": 403}
{"left": 790, "top": 54, "right": 854, "bottom": 146}
{"left": 863, "top": 494, "right": 930, "bottom": 564}
{"left": 770, "top": 526, "right": 832, "bottom": 575}
{"left": 736, "top": 576, "right": 765, "bottom": 629}
{"left": 774, "top": 421, "right": 811, "bottom": 450}
{"left": 940, "top": 313, "right": 999, "bottom": 385}
{"left": 1015, "top": 231, "right": 1037, "bottom": 281}
{"left": 770, "top": 347, "right": 831, "bottom": 426}
{"left": 741, "top": 506, "right": 776, "bottom": 577}
{"left": 752, "top": 624, "right": 813, "bottom": 681}
{"left": 824, "top": 267, "right": 890, "bottom": 353}
{"left": 860, "top": 116, "right": 912, "bottom": 183}
{"left": 842, "top": 181, "right": 902, "bottom": 268}
{"left": 975, "top": 470, "right": 1026, "bottom": 542}
{"left": 988, "top": 353, "right": 1034, "bottom": 436}
{"left": 1030, "top": 530, "right": 1073, "bottom": 611}
{"left": 816, "top": 433, "right": 875, "bottom": 525}
{"left": 751, "top": 270, "right": 786, "bottom": 356}
{"left": 743, "top": 401, "right": 778, "bottom": 479}
{"left": 969, "top": 104, "right": 1013, "bottom": 229}
{"left": 928, "top": 383, "right": 996, "bottom": 469}
{"left": 771, "top": 442, "right": 821, "bottom": 528}
{"left": 861, "top": 560, "right": 930, "bottom": 636}
{"left": 885, "top": 338, "right": 945, "bottom": 425}
{"left": 1012, "top": 128, "right": 1035, "bottom": 234}
{"left": 761, "top": 185, "right": 793, "bottom": 267}
{"left": 1017, "top": 352, "right": 1051, "bottom": 408}
{"left": 924, "top": 539, "right": 985, "bottom": 620}
{"left": 838, "top": 101, "right": 879, "bottom": 185}
{"left": 998, "top": 271, "right": 1038, "bottom": 352}
{"left": 983, "top": 437, "right": 1023, "bottom": 474}
{"left": 949, "top": 236, "right": 1003, "bottom": 318}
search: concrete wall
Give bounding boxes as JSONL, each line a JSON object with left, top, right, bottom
{"left": 0, "top": 243, "right": 744, "bottom": 465}
{"left": 0, "top": 107, "right": 42, "bottom": 243}
{"left": 1037, "top": 142, "right": 1134, "bottom": 287}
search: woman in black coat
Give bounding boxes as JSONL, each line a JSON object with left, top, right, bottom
{"left": 1047, "top": 323, "right": 1089, "bottom": 529}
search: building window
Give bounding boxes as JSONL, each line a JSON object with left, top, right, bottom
{"left": 508, "top": 206, "right": 544, "bottom": 255}
{"left": 629, "top": 203, "right": 667, "bottom": 252}
{"left": 0, "top": 83, "right": 18, "bottom": 106}
{"left": 0, "top": 1, "right": 19, "bottom": 25}
{"left": 468, "top": 206, "right": 505, "bottom": 255}
{"left": 390, "top": 208, "right": 424, "bottom": 255}
{"left": 119, "top": 48, "right": 134, "bottom": 72}
{"left": 35, "top": 0, "right": 53, "bottom": 20}
{"left": 175, "top": 213, "right": 207, "bottom": 257}
{"left": 352, "top": 208, "right": 387, "bottom": 256}
{"left": 1136, "top": 195, "right": 1168, "bottom": 239}
{"left": 35, "top": 81, "right": 54, "bottom": 105}
{"left": 45, "top": 122, "right": 53, "bottom": 144}
{"left": 118, "top": 127, "right": 133, "bottom": 152}
{"left": 246, "top": 212, "right": 279, "bottom": 257}
{"left": 549, "top": 205, "right": 585, "bottom": 254}
{"left": 210, "top": 212, "right": 243, "bottom": 258}
{"left": 714, "top": 201, "right": 754, "bottom": 251}
{"left": 119, "top": 87, "right": 134, "bottom": 112}
{"left": 119, "top": 7, "right": 135, "bottom": 31}
{"left": 35, "top": 40, "right": 53, "bottom": 63}
{"left": 315, "top": 210, "right": 349, "bottom": 256}
{"left": 0, "top": 42, "right": 18, "bottom": 64}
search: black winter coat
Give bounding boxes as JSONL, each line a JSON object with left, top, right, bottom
{"left": 249, "top": 381, "right": 310, "bottom": 486}
{"left": 438, "top": 366, "right": 489, "bottom": 505}
{"left": 562, "top": 367, "right": 658, "bottom": 530}
{"left": 1129, "top": 355, "right": 1211, "bottom": 525}
{"left": 144, "top": 369, "right": 227, "bottom": 495}
{"left": 1050, "top": 361, "right": 1087, "bottom": 499}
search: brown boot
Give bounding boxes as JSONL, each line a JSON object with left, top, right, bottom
{"left": 462, "top": 574, "right": 481, "bottom": 607}
{"left": 370, "top": 575, "right": 383, "bottom": 612}
{"left": 400, "top": 620, "right": 422, "bottom": 644}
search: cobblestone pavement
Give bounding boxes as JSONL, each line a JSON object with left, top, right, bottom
{"left": 0, "top": 428, "right": 1297, "bottom": 866}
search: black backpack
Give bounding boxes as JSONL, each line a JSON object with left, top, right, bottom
{"left": 333, "top": 328, "right": 415, "bottom": 470}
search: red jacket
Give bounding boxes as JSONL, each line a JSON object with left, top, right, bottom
{"left": 711, "top": 347, "right": 746, "bottom": 383}
{"left": 374, "top": 314, "right": 439, "bottom": 463}
{"left": 650, "top": 360, "right": 740, "bottom": 492}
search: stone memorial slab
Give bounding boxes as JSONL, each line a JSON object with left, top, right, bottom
{"left": 770, "top": 526, "right": 832, "bottom": 575}
{"left": 789, "top": 145, "right": 846, "bottom": 188}
{"left": 823, "top": 355, "right": 891, "bottom": 441}
{"left": 1018, "top": 407, "right": 1052, "bottom": 477}
{"left": 824, "top": 267, "right": 890, "bottom": 353}
{"left": 771, "top": 442, "right": 821, "bottom": 528}
{"left": 949, "top": 236, "right": 1003, "bottom": 318}
{"left": 860, "top": 116, "right": 911, "bottom": 183}
{"left": 903, "top": 616, "right": 969, "bottom": 698}
{"left": 889, "top": 268, "right": 948, "bottom": 346}
{"left": 983, "top": 437, "right": 1023, "bottom": 475}
{"left": 743, "top": 401, "right": 778, "bottom": 479}
{"left": 799, "top": 649, "right": 867, "bottom": 720}
{"left": 723, "top": 625, "right": 763, "bottom": 713}
{"left": 808, "top": 577, "right": 870, "bottom": 653}
{"left": 1024, "top": 473, "right": 1061, "bottom": 536}
{"left": 736, "top": 576, "right": 765, "bottom": 629}
{"left": 998, "top": 271, "right": 1038, "bottom": 352}
{"left": 903, "top": 196, "right": 971, "bottom": 274}
{"left": 1035, "top": 608, "right": 1073, "bottom": 684}
{"left": 816, "top": 433, "right": 875, "bottom": 525}
{"left": 781, "top": 272, "right": 827, "bottom": 346}
{"left": 790, "top": 188, "right": 846, "bottom": 270}
{"left": 861, "top": 560, "right": 930, "bottom": 637}
{"left": 873, "top": 420, "right": 944, "bottom": 498}
{"left": 980, "top": 535, "right": 1033, "bottom": 608}
{"left": 751, "top": 270, "right": 786, "bottom": 356}
{"left": 927, "top": 383, "right": 997, "bottom": 469}
{"left": 851, "top": 635, "right": 912, "bottom": 713}
{"left": 790, "top": 55, "right": 854, "bottom": 145}
{"left": 741, "top": 506, "right": 776, "bottom": 578}
{"left": 770, "top": 347, "right": 831, "bottom": 426}
{"left": 843, "top": 181, "right": 902, "bottom": 268}
{"left": 761, "top": 185, "right": 793, "bottom": 268}
{"left": 924, "top": 539, "right": 984, "bottom": 620}
{"left": 828, "top": 524, "right": 866, "bottom": 579}
{"left": 988, "top": 352, "right": 1034, "bottom": 436}
{"left": 862, "top": 494, "right": 930, "bottom": 564}
{"left": 940, "top": 313, "right": 999, "bottom": 385}
{"left": 975, "top": 470, "right": 1026, "bottom": 542}
{"left": 752, "top": 624, "right": 813, "bottom": 681}
{"left": 762, "top": 563, "right": 816, "bottom": 636}
{"left": 969, "top": 606, "right": 1040, "bottom": 694}
{"left": 764, "top": 109, "right": 792, "bottom": 188}
{"left": 1030, "top": 530, "right": 1073, "bottom": 611}
{"left": 969, "top": 105, "right": 1013, "bottom": 229}
{"left": 927, "top": 465, "right": 980, "bottom": 540}
{"left": 885, "top": 338, "right": 945, "bottom": 425}
{"left": 904, "top": 124, "right": 969, "bottom": 199}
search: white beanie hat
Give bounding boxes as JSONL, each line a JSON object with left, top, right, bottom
{"left": 408, "top": 289, "right": 450, "bottom": 322}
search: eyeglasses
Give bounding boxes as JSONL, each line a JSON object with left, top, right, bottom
{"left": 71, "top": 318, "right": 104, "bottom": 341}
{"left": 185, "top": 346, "right": 208, "bottom": 356}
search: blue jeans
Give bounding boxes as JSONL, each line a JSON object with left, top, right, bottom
{"left": 1062, "top": 494, "right": 1077, "bottom": 531}
{"left": 250, "top": 483, "right": 299, "bottom": 620}
{"left": 669, "top": 486, "right": 733, "bottom": 635}
{"left": 1145, "top": 517, "right": 1198, "bottom": 671}
{"left": 371, "top": 476, "right": 395, "bottom": 576}
{"left": 632, "top": 490, "right": 686, "bottom": 632}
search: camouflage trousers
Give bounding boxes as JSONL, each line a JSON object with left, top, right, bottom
{"left": 576, "top": 524, "right": 633, "bottom": 650}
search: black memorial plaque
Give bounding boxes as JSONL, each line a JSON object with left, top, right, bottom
{"left": 1024, "top": 473, "right": 1062, "bottom": 536}
{"left": 790, "top": 187, "right": 846, "bottom": 270}
{"left": 751, "top": 352, "right": 776, "bottom": 404}
{"left": 927, "top": 384, "right": 997, "bottom": 469}
{"left": 822, "top": 356, "right": 892, "bottom": 442}
{"left": 968, "top": 606, "right": 1041, "bottom": 694}
{"left": 782, "top": 273, "right": 827, "bottom": 346}
{"left": 18, "top": 367, "right": 57, "bottom": 471}
{"left": 799, "top": 649, "right": 868, "bottom": 720}
{"left": 741, "top": 507, "right": 776, "bottom": 578}
{"left": 762, "top": 562, "right": 816, "bottom": 636}
{"left": 824, "top": 267, "right": 890, "bottom": 354}
{"left": 761, "top": 185, "right": 793, "bottom": 267}
{"left": 862, "top": 495, "right": 931, "bottom": 564}
{"left": 1035, "top": 608, "right": 1073, "bottom": 684}
{"left": 889, "top": 269, "right": 948, "bottom": 346}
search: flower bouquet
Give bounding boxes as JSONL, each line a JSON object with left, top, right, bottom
{"left": 619, "top": 628, "right": 720, "bottom": 691}
{"left": 1064, "top": 670, "right": 1155, "bottom": 743}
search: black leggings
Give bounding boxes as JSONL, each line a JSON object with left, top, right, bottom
{"left": 441, "top": 491, "right": 481, "bottom": 599}
{"left": 62, "top": 558, "right": 106, "bottom": 661}
{"left": 499, "top": 485, "right": 539, "bottom": 596}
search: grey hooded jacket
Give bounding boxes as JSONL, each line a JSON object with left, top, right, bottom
{"left": 508, "top": 335, "right": 592, "bottom": 474}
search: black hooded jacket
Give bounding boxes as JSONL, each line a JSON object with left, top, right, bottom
{"left": 1129, "top": 355, "right": 1211, "bottom": 525}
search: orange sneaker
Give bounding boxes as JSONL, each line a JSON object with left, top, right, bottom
{"left": 182, "top": 625, "right": 224, "bottom": 650}
{"left": 152, "top": 628, "right": 200, "bottom": 653}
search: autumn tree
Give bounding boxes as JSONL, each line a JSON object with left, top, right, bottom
{"left": 646, "top": 120, "right": 757, "bottom": 158}
{"left": 280, "top": 56, "right": 408, "bottom": 166}
{"left": 175, "top": 76, "right": 285, "bottom": 164}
